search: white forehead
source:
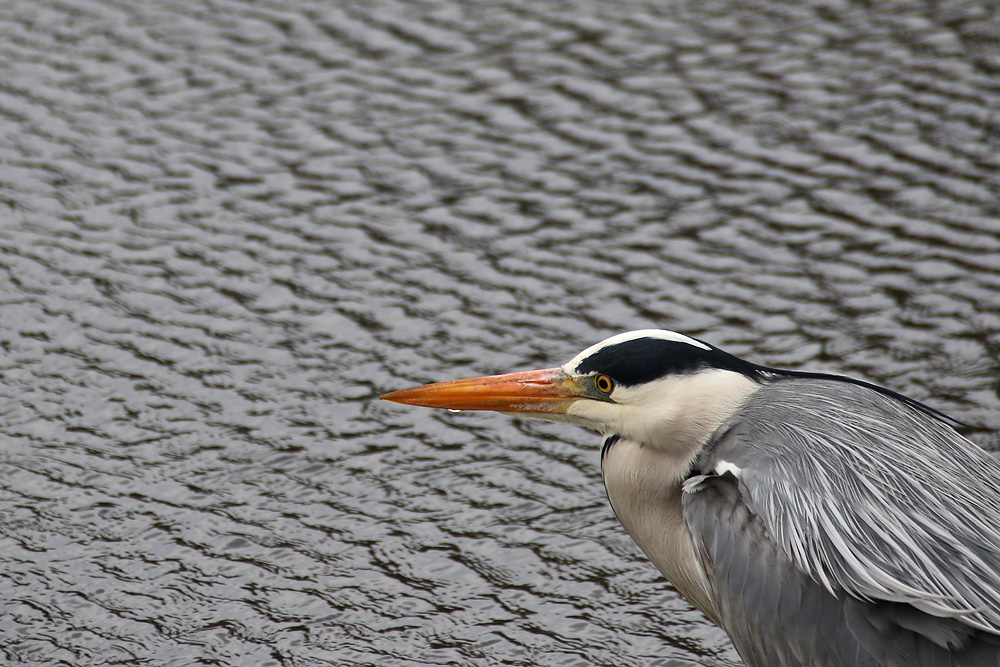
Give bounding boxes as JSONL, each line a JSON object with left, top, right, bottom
{"left": 563, "top": 329, "right": 710, "bottom": 373}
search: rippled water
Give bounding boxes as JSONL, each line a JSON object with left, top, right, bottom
{"left": 0, "top": 0, "right": 998, "bottom": 665}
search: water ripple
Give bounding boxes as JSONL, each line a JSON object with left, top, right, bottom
{"left": 0, "top": 0, "right": 997, "bottom": 664}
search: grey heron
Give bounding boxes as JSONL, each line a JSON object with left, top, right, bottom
{"left": 380, "top": 329, "right": 1000, "bottom": 666}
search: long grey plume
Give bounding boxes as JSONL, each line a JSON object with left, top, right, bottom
{"left": 700, "top": 379, "right": 1000, "bottom": 635}
{"left": 752, "top": 365, "right": 969, "bottom": 429}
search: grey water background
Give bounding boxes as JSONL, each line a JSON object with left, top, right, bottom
{"left": 1, "top": 0, "right": 999, "bottom": 665}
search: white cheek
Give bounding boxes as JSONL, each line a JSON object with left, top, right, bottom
{"left": 605, "top": 371, "right": 761, "bottom": 452}
{"left": 565, "top": 399, "right": 622, "bottom": 433}
{"left": 563, "top": 392, "right": 671, "bottom": 442}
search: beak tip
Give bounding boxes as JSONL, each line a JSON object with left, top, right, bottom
{"left": 379, "top": 390, "right": 406, "bottom": 404}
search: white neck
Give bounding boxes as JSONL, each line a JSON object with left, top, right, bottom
{"left": 503, "top": 362, "right": 762, "bottom": 618}
{"left": 603, "top": 440, "right": 721, "bottom": 620}
{"left": 584, "top": 369, "right": 761, "bottom": 621}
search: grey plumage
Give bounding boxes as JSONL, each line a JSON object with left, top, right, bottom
{"left": 381, "top": 329, "right": 1000, "bottom": 666}
{"left": 684, "top": 378, "right": 1000, "bottom": 666}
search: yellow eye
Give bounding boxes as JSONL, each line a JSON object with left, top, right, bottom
{"left": 595, "top": 374, "right": 614, "bottom": 394}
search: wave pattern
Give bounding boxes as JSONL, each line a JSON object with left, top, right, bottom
{"left": 0, "top": 0, "right": 997, "bottom": 664}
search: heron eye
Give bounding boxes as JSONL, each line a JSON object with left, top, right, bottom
{"left": 595, "top": 374, "right": 615, "bottom": 394}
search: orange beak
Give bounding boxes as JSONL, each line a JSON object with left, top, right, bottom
{"left": 380, "top": 368, "right": 581, "bottom": 414}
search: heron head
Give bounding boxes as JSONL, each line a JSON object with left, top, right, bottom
{"left": 381, "top": 330, "right": 764, "bottom": 446}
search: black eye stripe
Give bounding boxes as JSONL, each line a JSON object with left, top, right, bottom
{"left": 601, "top": 434, "right": 621, "bottom": 462}
{"left": 575, "top": 337, "right": 763, "bottom": 387}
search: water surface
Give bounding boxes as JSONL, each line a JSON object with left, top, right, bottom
{"left": 0, "top": 0, "right": 999, "bottom": 665}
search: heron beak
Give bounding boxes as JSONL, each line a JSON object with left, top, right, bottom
{"left": 380, "top": 368, "right": 581, "bottom": 414}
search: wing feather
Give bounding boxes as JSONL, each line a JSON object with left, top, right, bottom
{"left": 684, "top": 472, "right": 1000, "bottom": 666}
{"left": 682, "top": 378, "right": 1000, "bottom": 665}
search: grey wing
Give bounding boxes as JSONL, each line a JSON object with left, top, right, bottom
{"left": 683, "top": 472, "right": 1000, "bottom": 667}
{"left": 681, "top": 379, "right": 1000, "bottom": 666}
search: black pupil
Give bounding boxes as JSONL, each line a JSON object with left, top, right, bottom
{"left": 598, "top": 376, "right": 612, "bottom": 392}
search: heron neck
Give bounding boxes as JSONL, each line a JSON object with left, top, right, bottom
{"left": 616, "top": 369, "right": 762, "bottom": 462}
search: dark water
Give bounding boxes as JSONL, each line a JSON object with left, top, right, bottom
{"left": 0, "top": 0, "right": 998, "bottom": 665}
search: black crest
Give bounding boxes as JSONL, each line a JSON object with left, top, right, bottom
{"left": 574, "top": 337, "right": 765, "bottom": 387}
